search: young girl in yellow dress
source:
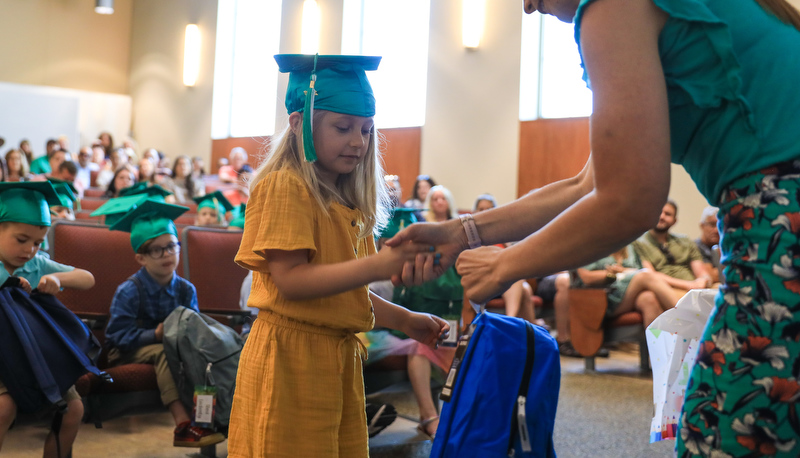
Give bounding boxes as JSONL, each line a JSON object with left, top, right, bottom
{"left": 228, "top": 54, "right": 449, "bottom": 458}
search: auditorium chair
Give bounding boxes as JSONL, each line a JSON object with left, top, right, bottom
{"left": 181, "top": 226, "right": 250, "bottom": 325}
{"left": 563, "top": 271, "right": 649, "bottom": 373}
{"left": 83, "top": 187, "right": 106, "bottom": 198}
{"left": 48, "top": 221, "right": 162, "bottom": 426}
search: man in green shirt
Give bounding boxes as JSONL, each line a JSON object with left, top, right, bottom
{"left": 631, "top": 200, "right": 712, "bottom": 291}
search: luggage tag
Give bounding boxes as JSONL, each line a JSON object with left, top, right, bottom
{"left": 192, "top": 363, "right": 217, "bottom": 428}
{"left": 442, "top": 319, "right": 459, "bottom": 347}
{"left": 440, "top": 330, "right": 472, "bottom": 402}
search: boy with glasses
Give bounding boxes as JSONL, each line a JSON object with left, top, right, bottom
{"left": 105, "top": 200, "right": 224, "bottom": 448}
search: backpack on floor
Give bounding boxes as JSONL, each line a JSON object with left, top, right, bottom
{"left": 0, "top": 279, "right": 104, "bottom": 413}
{"left": 431, "top": 311, "right": 560, "bottom": 458}
{"left": 163, "top": 306, "right": 243, "bottom": 429}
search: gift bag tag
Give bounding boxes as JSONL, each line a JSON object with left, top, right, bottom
{"left": 442, "top": 319, "right": 459, "bottom": 347}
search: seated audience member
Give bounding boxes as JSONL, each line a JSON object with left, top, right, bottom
{"left": 473, "top": 194, "right": 537, "bottom": 323}
{"left": 218, "top": 147, "right": 248, "bottom": 183}
{"left": 98, "top": 132, "right": 114, "bottom": 158}
{"left": 105, "top": 200, "right": 225, "bottom": 448}
{"left": 121, "top": 138, "right": 138, "bottom": 163}
{"left": 104, "top": 165, "right": 138, "bottom": 198}
{"left": 49, "top": 180, "right": 79, "bottom": 222}
{"left": 57, "top": 135, "right": 69, "bottom": 153}
{"left": 193, "top": 191, "right": 233, "bottom": 227}
{"left": 96, "top": 148, "right": 130, "bottom": 190}
{"left": 161, "top": 155, "right": 204, "bottom": 204}
{"left": 18, "top": 140, "right": 34, "bottom": 166}
{"left": 0, "top": 181, "right": 95, "bottom": 458}
{"left": 137, "top": 157, "right": 158, "bottom": 186}
{"left": 695, "top": 206, "right": 721, "bottom": 284}
{"left": 421, "top": 184, "right": 455, "bottom": 223}
{"left": 384, "top": 175, "right": 402, "bottom": 207}
{"left": 91, "top": 144, "right": 107, "bottom": 165}
{"left": 572, "top": 245, "right": 678, "bottom": 330}
{"left": 216, "top": 157, "right": 229, "bottom": 173}
{"left": 222, "top": 167, "right": 250, "bottom": 207}
{"left": 191, "top": 156, "right": 206, "bottom": 177}
{"left": 631, "top": 200, "right": 713, "bottom": 292}
{"left": 4, "top": 149, "right": 30, "bottom": 182}
{"left": 29, "top": 139, "right": 59, "bottom": 175}
{"left": 75, "top": 147, "right": 99, "bottom": 190}
{"left": 404, "top": 174, "right": 436, "bottom": 211}
{"left": 50, "top": 161, "right": 78, "bottom": 184}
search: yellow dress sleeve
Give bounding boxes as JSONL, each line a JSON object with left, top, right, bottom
{"left": 235, "top": 170, "right": 317, "bottom": 271}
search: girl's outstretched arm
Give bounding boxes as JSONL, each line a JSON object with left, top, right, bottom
{"left": 370, "top": 291, "right": 449, "bottom": 348}
{"left": 267, "top": 242, "right": 431, "bottom": 301}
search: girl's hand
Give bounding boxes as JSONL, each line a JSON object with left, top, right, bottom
{"left": 376, "top": 241, "right": 433, "bottom": 280}
{"left": 606, "top": 264, "right": 625, "bottom": 274}
{"left": 18, "top": 277, "right": 32, "bottom": 293}
{"left": 37, "top": 275, "right": 62, "bottom": 295}
{"left": 386, "top": 219, "right": 467, "bottom": 286}
{"left": 403, "top": 312, "right": 450, "bottom": 348}
{"left": 456, "top": 245, "right": 509, "bottom": 304}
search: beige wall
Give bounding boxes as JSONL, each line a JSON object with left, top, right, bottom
{"left": 128, "top": 0, "right": 217, "bottom": 161}
{"left": 422, "top": 0, "right": 522, "bottom": 209}
{"left": 0, "top": 0, "right": 132, "bottom": 94}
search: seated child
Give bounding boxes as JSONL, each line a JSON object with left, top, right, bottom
{"left": 49, "top": 179, "right": 79, "bottom": 222}
{"left": 193, "top": 191, "right": 233, "bottom": 227}
{"left": 227, "top": 203, "right": 246, "bottom": 231}
{"left": 104, "top": 199, "right": 225, "bottom": 448}
{"left": 0, "top": 182, "right": 95, "bottom": 458}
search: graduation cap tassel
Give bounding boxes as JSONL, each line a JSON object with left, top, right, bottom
{"left": 302, "top": 54, "right": 319, "bottom": 163}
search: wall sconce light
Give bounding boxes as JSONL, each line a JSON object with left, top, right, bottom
{"left": 95, "top": 0, "right": 114, "bottom": 14}
{"left": 301, "top": 0, "right": 321, "bottom": 54}
{"left": 462, "top": 0, "right": 486, "bottom": 49}
{"left": 183, "top": 24, "right": 201, "bottom": 87}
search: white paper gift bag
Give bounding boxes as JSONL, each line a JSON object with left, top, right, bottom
{"left": 646, "top": 289, "right": 717, "bottom": 442}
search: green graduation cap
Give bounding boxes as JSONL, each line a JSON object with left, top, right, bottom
{"left": 118, "top": 182, "right": 172, "bottom": 202}
{"left": 109, "top": 199, "right": 189, "bottom": 252}
{"left": 275, "top": 54, "right": 381, "bottom": 162}
{"left": 51, "top": 182, "right": 78, "bottom": 210}
{"left": 193, "top": 191, "right": 234, "bottom": 214}
{"left": 0, "top": 181, "right": 62, "bottom": 227}
{"left": 379, "top": 208, "right": 418, "bottom": 239}
{"left": 228, "top": 203, "right": 246, "bottom": 229}
{"left": 90, "top": 194, "right": 151, "bottom": 226}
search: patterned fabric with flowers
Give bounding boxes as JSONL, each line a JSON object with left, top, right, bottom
{"left": 677, "top": 160, "right": 800, "bottom": 457}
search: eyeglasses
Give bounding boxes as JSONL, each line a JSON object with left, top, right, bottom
{"left": 658, "top": 244, "right": 676, "bottom": 264}
{"left": 145, "top": 242, "right": 181, "bottom": 259}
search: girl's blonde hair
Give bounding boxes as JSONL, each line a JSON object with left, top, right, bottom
{"left": 423, "top": 185, "right": 458, "bottom": 222}
{"left": 250, "top": 110, "right": 390, "bottom": 239}
{"left": 757, "top": 0, "right": 800, "bottom": 30}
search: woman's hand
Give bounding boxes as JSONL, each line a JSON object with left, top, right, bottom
{"left": 456, "top": 245, "right": 509, "bottom": 304}
{"left": 402, "top": 312, "right": 450, "bottom": 348}
{"left": 385, "top": 219, "right": 468, "bottom": 286}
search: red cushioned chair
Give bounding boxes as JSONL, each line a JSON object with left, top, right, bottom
{"left": 83, "top": 188, "right": 107, "bottom": 198}
{"left": 49, "top": 221, "right": 164, "bottom": 426}
{"left": 181, "top": 226, "right": 250, "bottom": 325}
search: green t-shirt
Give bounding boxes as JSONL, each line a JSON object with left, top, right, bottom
{"left": 574, "top": 0, "right": 800, "bottom": 203}
{"left": 29, "top": 156, "right": 52, "bottom": 175}
{"left": 632, "top": 232, "right": 701, "bottom": 281}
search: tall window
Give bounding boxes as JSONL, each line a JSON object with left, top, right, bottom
{"left": 341, "top": 0, "right": 431, "bottom": 128}
{"left": 211, "top": 0, "right": 282, "bottom": 139}
{"left": 519, "top": 14, "right": 592, "bottom": 120}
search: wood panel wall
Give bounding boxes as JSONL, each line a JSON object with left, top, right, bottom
{"left": 517, "top": 117, "right": 590, "bottom": 197}
{"left": 211, "top": 126, "right": 422, "bottom": 203}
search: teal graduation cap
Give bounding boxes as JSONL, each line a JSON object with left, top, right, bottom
{"left": 51, "top": 182, "right": 78, "bottom": 210}
{"left": 229, "top": 203, "right": 246, "bottom": 229}
{"left": 90, "top": 194, "right": 151, "bottom": 226}
{"left": 110, "top": 199, "right": 189, "bottom": 252}
{"left": 275, "top": 54, "right": 381, "bottom": 162}
{"left": 193, "top": 191, "right": 234, "bottom": 215}
{"left": 118, "top": 183, "right": 172, "bottom": 202}
{"left": 379, "top": 208, "right": 418, "bottom": 239}
{"left": 0, "top": 182, "right": 62, "bottom": 227}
